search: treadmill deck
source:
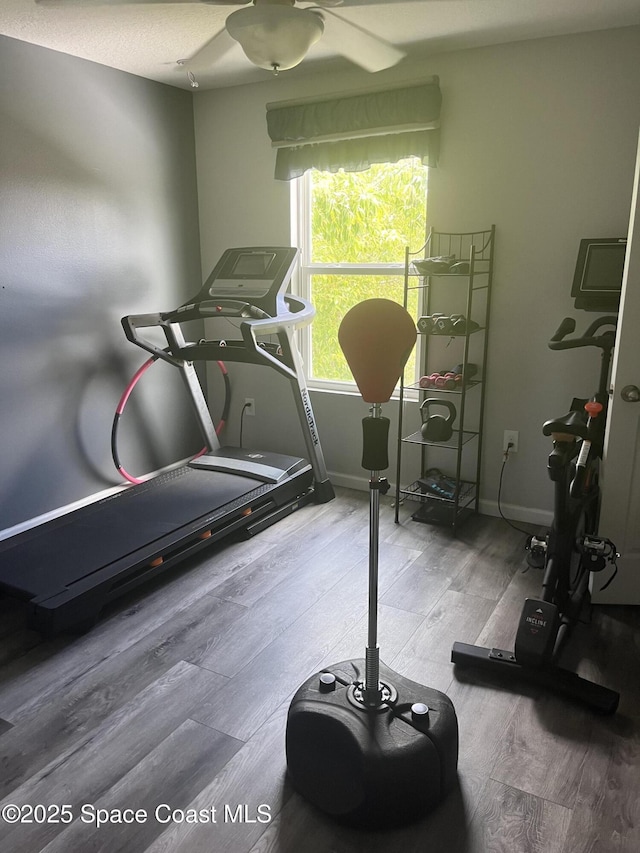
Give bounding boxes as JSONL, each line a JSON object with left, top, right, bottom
{"left": 0, "top": 459, "right": 313, "bottom": 634}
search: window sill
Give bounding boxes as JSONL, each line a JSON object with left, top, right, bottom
{"left": 307, "top": 380, "right": 417, "bottom": 403}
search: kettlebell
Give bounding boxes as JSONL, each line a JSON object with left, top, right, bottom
{"left": 420, "top": 399, "right": 457, "bottom": 442}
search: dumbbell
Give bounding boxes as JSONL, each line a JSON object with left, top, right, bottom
{"left": 419, "top": 314, "right": 481, "bottom": 335}
{"left": 452, "top": 315, "right": 480, "bottom": 334}
{"left": 419, "top": 372, "right": 458, "bottom": 390}
{"left": 437, "top": 373, "right": 458, "bottom": 389}
{"left": 434, "top": 315, "right": 475, "bottom": 335}
{"left": 450, "top": 363, "right": 478, "bottom": 385}
{"left": 417, "top": 314, "right": 445, "bottom": 334}
{"left": 434, "top": 316, "right": 454, "bottom": 334}
{"left": 419, "top": 373, "right": 440, "bottom": 389}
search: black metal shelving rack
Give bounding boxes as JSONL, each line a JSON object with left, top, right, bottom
{"left": 394, "top": 226, "right": 495, "bottom": 533}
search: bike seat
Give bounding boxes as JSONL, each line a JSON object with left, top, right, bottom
{"left": 542, "top": 409, "right": 588, "bottom": 439}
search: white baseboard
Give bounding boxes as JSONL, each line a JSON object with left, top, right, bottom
{"left": 479, "top": 499, "right": 552, "bottom": 527}
{"left": 4, "top": 469, "right": 548, "bottom": 543}
{"left": 327, "top": 471, "right": 553, "bottom": 528}
{"left": 327, "top": 471, "right": 370, "bottom": 492}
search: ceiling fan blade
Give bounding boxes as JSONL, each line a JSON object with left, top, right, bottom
{"left": 317, "top": 7, "right": 406, "bottom": 72}
{"left": 332, "top": 0, "right": 446, "bottom": 5}
{"left": 35, "top": 0, "right": 247, "bottom": 6}
{"left": 179, "top": 27, "right": 237, "bottom": 70}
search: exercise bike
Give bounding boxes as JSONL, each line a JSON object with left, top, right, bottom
{"left": 452, "top": 316, "right": 620, "bottom": 714}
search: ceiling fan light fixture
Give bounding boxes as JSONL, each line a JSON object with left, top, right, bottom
{"left": 226, "top": 6, "right": 324, "bottom": 72}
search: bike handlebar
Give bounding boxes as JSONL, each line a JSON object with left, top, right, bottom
{"left": 548, "top": 316, "right": 617, "bottom": 351}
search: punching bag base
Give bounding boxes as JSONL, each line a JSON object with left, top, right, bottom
{"left": 285, "top": 659, "right": 459, "bottom": 829}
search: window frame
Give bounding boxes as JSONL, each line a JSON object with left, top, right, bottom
{"left": 291, "top": 170, "right": 422, "bottom": 395}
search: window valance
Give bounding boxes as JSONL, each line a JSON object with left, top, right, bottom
{"left": 265, "top": 78, "right": 441, "bottom": 180}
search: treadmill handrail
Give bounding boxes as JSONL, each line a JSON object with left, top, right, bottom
{"left": 235, "top": 296, "right": 314, "bottom": 381}
{"left": 121, "top": 290, "right": 333, "bottom": 499}
{"left": 121, "top": 313, "right": 183, "bottom": 367}
{"left": 240, "top": 294, "right": 315, "bottom": 337}
{"left": 122, "top": 295, "right": 316, "bottom": 369}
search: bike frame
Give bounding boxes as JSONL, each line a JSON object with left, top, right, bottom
{"left": 540, "top": 317, "right": 616, "bottom": 658}
{"left": 451, "top": 315, "right": 620, "bottom": 713}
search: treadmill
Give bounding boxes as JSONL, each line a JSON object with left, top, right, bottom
{"left": 0, "top": 247, "right": 334, "bottom": 635}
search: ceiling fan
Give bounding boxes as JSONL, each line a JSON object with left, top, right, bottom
{"left": 38, "top": 0, "right": 406, "bottom": 83}
{"left": 183, "top": 0, "right": 406, "bottom": 80}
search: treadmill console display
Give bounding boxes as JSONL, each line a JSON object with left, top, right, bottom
{"left": 231, "top": 251, "right": 276, "bottom": 276}
{"left": 203, "top": 246, "right": 299, "bottom": 316}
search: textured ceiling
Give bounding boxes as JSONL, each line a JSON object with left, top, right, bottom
{"left": 2, "top": 0, "right": 640, "bottom": 90}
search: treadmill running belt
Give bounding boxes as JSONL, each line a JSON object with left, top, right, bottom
{"left": 0, "top": 466, "right": 263, "bottom": 600}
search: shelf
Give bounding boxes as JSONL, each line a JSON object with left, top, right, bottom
{"left": 411, "top": 501, "right": 475, "bottom": 527}
{"left": 400, "top": 479, "right": 477, "bottom": 527}
{"left": 408, "top": 270, "right": 490, "bottom": 279}
{"left": 395, "top": 225, "right": 495, "bottom": 533}
{"left": 401, "top": 429, "right": 479, "bottom": 449}
{"left": 399, "top": 478, "right": 477, "bottom": 507}
{"left": 408, "top": 259, "right": 492, "bottom": 278}
{"left": 408, "top": 379, "right": 483, "bottom": 394}
{"left": 408, "top": 280, "right": 490, "bottom": 293}
{"left": 417, "top": 326, "right": 486, "bottom": 337}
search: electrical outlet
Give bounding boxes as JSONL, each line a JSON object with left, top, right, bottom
{"left": 245, "top": 398, "right": 255, "bottom": 417}
{"left": 503, "top": 429, "right": 519, "bottom": 453}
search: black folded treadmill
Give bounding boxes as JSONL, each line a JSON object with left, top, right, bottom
{"left": 0, "top": 247, "right": 334, "bottom": 635}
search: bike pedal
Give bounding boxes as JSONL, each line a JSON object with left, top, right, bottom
{"left": 515, "top": 599, "right": 560, "bottom": 668}
{"left": 526, "top": 549, "right": 546, "bottom": 570}
{"left": 583, "top": 552, "right": 606, "bottom": 572}
{"left": 581, "top": 536, "right": 618, "bottom": 573}
{"left": 525, "top": 535, "right": 546, "bottom": 570}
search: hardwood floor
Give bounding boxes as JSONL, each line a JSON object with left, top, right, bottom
{"left": 0, "top": 487, "right": 638, "bottom": 852}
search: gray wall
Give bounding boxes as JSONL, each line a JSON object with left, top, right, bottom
{"left": 0, "top": 36, "right": 202, "bottom": 529}
{"left": 193, "top": 26, "right": 640, "bottom": 523}
{"left": 2, "top": 25, "right": 639, "bottom": 531}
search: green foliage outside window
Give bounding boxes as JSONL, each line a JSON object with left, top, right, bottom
{"left": 308, "top": 159, "right": 428, "bottom": 383}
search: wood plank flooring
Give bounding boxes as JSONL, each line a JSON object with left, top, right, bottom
{"left": 0, "top": 487, "right": 638, "bottom": 852}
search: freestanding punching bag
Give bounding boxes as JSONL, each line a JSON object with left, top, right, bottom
{"left": 285, "top": 298, "right": 459, "bottom": 828}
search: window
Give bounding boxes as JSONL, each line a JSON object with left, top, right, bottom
{"left": 292, "top": 158, "right": 428, "bottom": 390}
